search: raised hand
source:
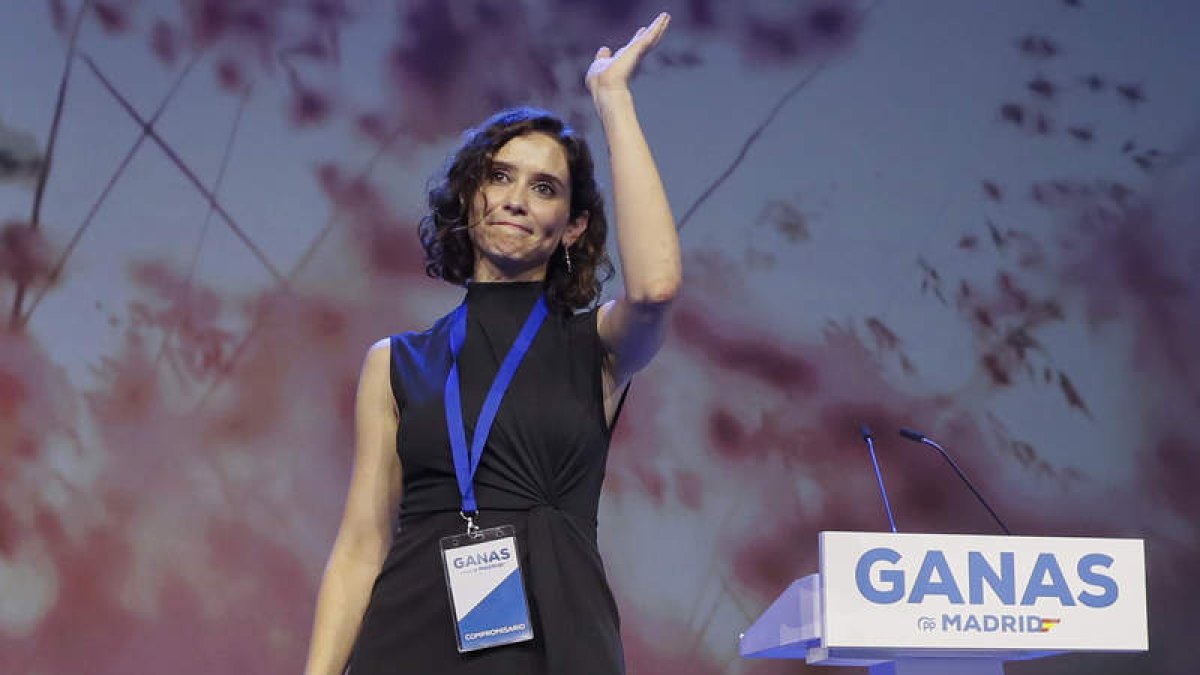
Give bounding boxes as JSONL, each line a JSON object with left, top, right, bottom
{"left": 586, "top": 12, "right": 671, "bottom": 96}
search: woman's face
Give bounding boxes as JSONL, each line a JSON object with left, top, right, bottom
{"left": 467, "top": 132, "right": 588, "bottom": 282}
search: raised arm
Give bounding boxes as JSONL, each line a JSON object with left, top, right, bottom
{"left": 304, "top": 339, "right": 402, "bottom": 675}
{"left": 587, "top": 13, "right": 682, "bottom": 408}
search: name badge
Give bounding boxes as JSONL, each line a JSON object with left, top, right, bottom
{"left": 439, "top": 524, "right": 534, "bottom": 652}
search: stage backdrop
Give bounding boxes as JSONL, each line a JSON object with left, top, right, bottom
{"left": 2, "top": 1, "right": 1198, "bottom": 673}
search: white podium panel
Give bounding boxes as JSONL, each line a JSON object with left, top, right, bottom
{"left": 741, "top": 531, "right": 1148, "bottom": 674}
{"left": 820, "top": 531, "right": 1147, "bottom": 652}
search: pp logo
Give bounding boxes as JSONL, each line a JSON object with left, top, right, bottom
{"left": 917, "top": 616, "right": 938, "bottom": 632}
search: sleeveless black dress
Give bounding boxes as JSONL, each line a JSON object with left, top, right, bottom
{"left": 348, "top": 281, "right": 625, "bottom": 674}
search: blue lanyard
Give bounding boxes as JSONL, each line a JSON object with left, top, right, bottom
{"left": 444, "top": 295, "right": 548, "bottom": 521}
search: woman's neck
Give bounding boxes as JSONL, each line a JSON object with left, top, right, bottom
{"left": 472, "top": 257, "right": 547, "bottom": 283}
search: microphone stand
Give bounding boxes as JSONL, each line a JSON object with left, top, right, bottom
{"left": 861, "top": 425, "right": 898, "bottom": 533}
{"left": 899, "top": 427, "right": 1012, "bottom": 535}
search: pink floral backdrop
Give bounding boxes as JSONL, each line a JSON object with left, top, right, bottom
{"left": 2, "top": 1, "right": 1197, "bottom": 673}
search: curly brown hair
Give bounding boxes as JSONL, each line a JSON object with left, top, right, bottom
{"left": 419, "top": 107, "right": 613, "bottom": 312}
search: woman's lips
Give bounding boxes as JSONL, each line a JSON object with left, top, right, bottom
{"left": 492, "top": 220, "right": 532, "bottom": 234}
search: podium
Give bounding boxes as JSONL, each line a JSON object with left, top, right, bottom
{"left": 740, "top": 532, "right": 1147, "bottom": 675}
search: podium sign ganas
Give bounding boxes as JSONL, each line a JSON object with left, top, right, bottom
{"left": 820, "top": 531, "right": 1147, "bottom": 652}
{"left": 741, "top": 531, "right": 1147, "bottom": 675}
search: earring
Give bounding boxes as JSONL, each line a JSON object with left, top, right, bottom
{"left": 564, "top": 245, "right": 573, "bottom": 275}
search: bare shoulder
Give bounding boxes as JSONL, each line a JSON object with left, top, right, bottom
{"left": 595, "top": 295, "right": 672, "bottom": 358}
{"left": 365, "top": 336, "right": 392, "bottom": 365}
{"left": 595, "top": 298, "right": 617, "bottom": 328}
{"left": 594, "top": 296, "right": 673, "bottom": 411}
{"left": 360, "top": 337, "right": 397, "bottom": 415}
{"left": 594, "top": 298, "right": 619, "bottom": 369}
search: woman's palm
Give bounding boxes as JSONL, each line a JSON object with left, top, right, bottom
{"left": 586, "top": 12, "right": 670, "bottom": 94}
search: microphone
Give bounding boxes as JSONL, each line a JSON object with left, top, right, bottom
{"left": 861, "top": 425, "right": 898, "bottom": 533}
{"left": 898, "top": 427, "right": 1012, "bottom": 535}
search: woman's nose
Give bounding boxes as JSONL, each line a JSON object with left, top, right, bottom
{"left": 501, "top": 184, "right": 528, "bottom": 214}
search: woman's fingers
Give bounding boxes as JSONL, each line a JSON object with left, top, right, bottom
{"left": 655, "top": 13, "right": 670, "bottom": 35}
{"left": 646, "top": 13, "right": 669, "bottom": 45}
{"left": 628, "top": 13, "right": 668, "bottom": 54}
{"left": 586, "top": 12, "right": 670, "bottom": 89}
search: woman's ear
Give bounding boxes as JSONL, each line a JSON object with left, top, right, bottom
{"left": 563, "top": 210, "right": 590, "bottom": 247}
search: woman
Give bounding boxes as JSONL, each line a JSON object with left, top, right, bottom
{"left": 304, "top": 12, "right": 680, "bottom": 674}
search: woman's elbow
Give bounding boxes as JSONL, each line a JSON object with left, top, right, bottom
{"left": 629, "top": 276, "right": 680, "bottom": 306}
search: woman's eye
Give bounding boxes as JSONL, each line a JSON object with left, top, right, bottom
{"left": 488, "top": 170, "right": 509, "bottom": 183}
{"left": 533, "top": 183, "right": 556, "bottom": 196}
